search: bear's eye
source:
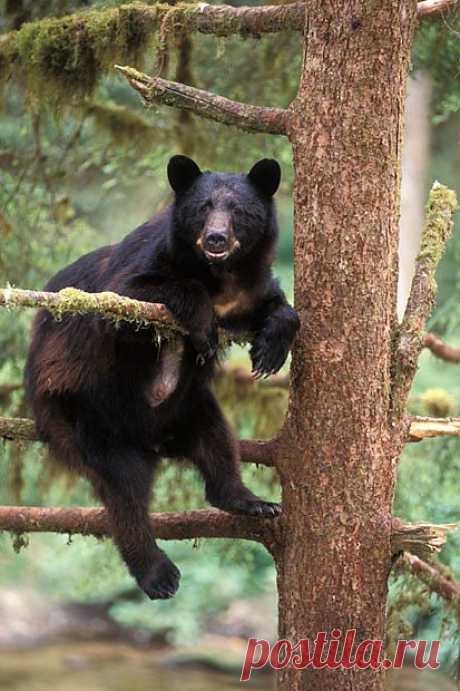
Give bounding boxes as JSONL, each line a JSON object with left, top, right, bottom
{"left": 227, "top": 201, "right": 242, "bottom": 214}
{"left": 200, "top": 200, "right": 213, "bottom": 212}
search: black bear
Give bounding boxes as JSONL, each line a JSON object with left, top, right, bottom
{"left": 25, "top": 156, "right": 299, "bottom": 599}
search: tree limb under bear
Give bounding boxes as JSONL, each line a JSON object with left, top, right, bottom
{"left": 0, "top": 506, "right": 274, "bottom": 544}
{"left": 0, "top": 505, "right": 452, "bottom": 560}
{"left": 0, "top": 416, "right": 276, "bottom": 466}
{"left": 4, "top": 414, "right": 460, "bottom": 448}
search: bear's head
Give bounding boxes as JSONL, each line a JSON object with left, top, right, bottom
{"left": 167, "top": 155, "right": 281, "bottom": 267}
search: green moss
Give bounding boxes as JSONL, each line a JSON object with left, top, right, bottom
{"left": 0, "top": 2, "right": 210, "bottom": 108}
{"left": 420, "top": 387, "right": 457, "bottom": 417}
{"left": 56, "top": 287, "right": 150, "bottom": 327}
{"left": 10, "top": 532, "right": 29, "bottom": 553}
{"left": 418, "top": 181, "right": 458, "bottom": 268}
{"left": 0, "top": 5, "right": 157, "bottom": 107}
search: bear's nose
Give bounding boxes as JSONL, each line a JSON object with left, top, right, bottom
{"left": 204, "top": 232, "right": 229, "bottom": 252}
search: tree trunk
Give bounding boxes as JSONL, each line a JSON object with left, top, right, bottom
{"left": 277, "top": 3, "right": 417, "bottom": 690}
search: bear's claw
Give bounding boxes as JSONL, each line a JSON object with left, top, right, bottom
{"left": 138, "top": 555, "right": 181, "bottom": 600}
{"left": 214, "top": 497, "right": 281, "bottom": 518}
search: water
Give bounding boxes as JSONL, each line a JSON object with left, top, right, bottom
{"left": 0, "top": 641, "right": 273, "bottom": 691}
{"left": 1, "top": 641, "right": 452, "bottom": 690}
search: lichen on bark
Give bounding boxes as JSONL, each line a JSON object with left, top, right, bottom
{"left": 418, "top": 181, "right": 458, "bottom": 267}
{"left": 392, "top": 181, "right": 458, "bottom": 418}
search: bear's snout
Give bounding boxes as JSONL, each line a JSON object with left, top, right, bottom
{"left": 204, "top": 231, "right": 229, "bottom": 253}
{"left": 199, "top": 209, "right": 239, "bottom": 262}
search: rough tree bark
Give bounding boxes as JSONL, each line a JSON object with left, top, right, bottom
{"left": 276, "top": 3, "right": 417, "bottom": 690}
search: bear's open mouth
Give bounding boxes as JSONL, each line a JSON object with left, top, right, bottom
{"left": 201, "top": 237, "right": 240, "bottom": 264}
{"left": 204, "top": 249, "right": 231, "bottom": 262}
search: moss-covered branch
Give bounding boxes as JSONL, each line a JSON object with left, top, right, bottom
{"left": 0, "top": 1, "right": 448, "bottom": 106}
{"left": 115, "top": 66, "right": 289, "bottom": 135}
{"left": 0, "top": 2, "right": 305, "bottom": 105}
{"left": 392, "top": 182, "right": 458, "bottom": 418}
{"left": 0, "top": 286, "right": 182, "bottom": 332}
{"left": 0, "top": 0, "right": 455, "bottom": 105}
{"left": 0, "top": 506, "right": 273, "bottom": 544}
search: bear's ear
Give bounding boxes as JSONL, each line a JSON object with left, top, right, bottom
{"left": 247, "top": 159, "right": 281, "bottom": 197}
{"left": 167, "top": 155, "right": 202, "bottom": 194}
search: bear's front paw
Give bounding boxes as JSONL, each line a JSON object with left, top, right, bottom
{"left": 138, "top": 552, "right": 181, "bottom": 600}
{"left": 250, "top": 331, "right": 291, "bottom": 378}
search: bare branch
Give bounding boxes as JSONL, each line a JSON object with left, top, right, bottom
{"left": 392, "top": 182, "right": 458, "bottom": 417}
{"left": 408, "top": 416, "right": 460, "bottom": 441}
{"left": 239, "top": 439, "right": 277, "bottom": 467}
{"left": 0, "top": 286, "right": 181, "bottom": 332}
{"left": 0, "top": 416, "right": 274, "bottom": 466}
{"left": 0, "top": 506, "right": 273, "bottom": 544}
{"left": 417, "top": 0, "right": 458, "bottom": 17}
{"left": 115, "top": 66, "right": 289, "bottom": 136}
{"left": 424, "top": 332, "right": 460, "bottom": 363}
{"left": 398, "top": 553, "right": 460, "bottom": 603}
{"left": 391, "top": 518, "right": 458, "bottom": 559}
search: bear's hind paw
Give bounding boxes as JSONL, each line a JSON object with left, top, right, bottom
{"left": 138, "top": 554, "right": 181, "bottom": 600}
{"left": 215, "top": 497, "right": 281, "bottom": 519}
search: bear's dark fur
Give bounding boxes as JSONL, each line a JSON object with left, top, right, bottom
{"left": 25, "top": 156, "right": 299, "bottom": 599}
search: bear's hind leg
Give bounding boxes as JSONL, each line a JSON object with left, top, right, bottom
{"left": 83, "top": 446, "right": 181, "bottom": 599}
{"left": 176, "top": 388, "right": 281, "bottom": 518}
